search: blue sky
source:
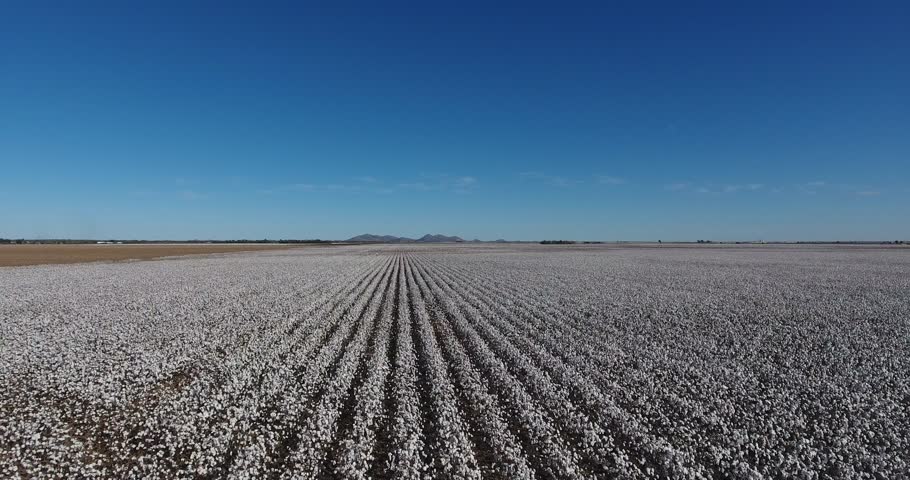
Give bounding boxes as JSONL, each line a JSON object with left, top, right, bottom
{"left": 2, "top": 1, "right": 908, "bottom": 241}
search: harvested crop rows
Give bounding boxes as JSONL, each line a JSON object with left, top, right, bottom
{"left": 2, "top": 245, "right": 909, "bottom": 478}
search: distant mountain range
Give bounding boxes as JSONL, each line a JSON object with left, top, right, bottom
{"left": 347, "top": 233, "right": 465, "bottom": 243}
{"left": 346, "top": 234, "right": 407, "bottom": 243}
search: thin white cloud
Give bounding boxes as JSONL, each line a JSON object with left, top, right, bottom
{"left": 452, "top": 176, "right": 478, "bottom": 194}
{"left": 596, "top": 175, "right": 627, "bottom": 185}
{"left": 129, "top": 189, "right": 161, "bottom": 197}
{"left": 687, "top": 183, "right": 767, "bottom": 194}
{"left": 262, "top": 174, "right": 478, "bottom": 196}
{"left": 797, "top": 180, "right": 826, "bottom": 194}
{"left": 454, "top": 176, "right": 477, "bottom": 187}
{"left": 720, "top": 184, "right": 763, "bottom": 193}
{"left": 258, "top": 183, "right": 334, "bottom": 195}
{"left": 798, "top": 181, "right": 886, "bottom": 197}
{"left": 519, "top": 171, "right": 577, "bottom": 188}
{"left": 324, "top": 183, "right": 360, "bottom": 192}
{"left": 398, "top": 174, "right": 478, "bottom": 193}
{"left": 397, "top": 182, "right": 436, "bottom": 191}
{"left": 175, "top": 177, "right": 194, "bottom": 186}
{"left": 258, "top": 183, "right": 316, "bottom": 195}
{"left": 178, "top": 190, "right": 208, "bottom": 200}
{"left": 131, "top": 188, "right": 210, "bottom": 200}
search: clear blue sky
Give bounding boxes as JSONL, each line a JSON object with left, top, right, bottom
{"left": 2, "top": 1, "right": 908, "bottom": 241}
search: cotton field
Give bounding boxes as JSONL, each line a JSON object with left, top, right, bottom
{"left": 1, "top": 244, "right": 908, "bottom": 479}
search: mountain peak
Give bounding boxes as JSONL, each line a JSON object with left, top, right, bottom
{"left": 347, "top": 233, "right": 463, "bottom": 243}
{"left": 417, "top": 234, "right": 464, "bottom": 243}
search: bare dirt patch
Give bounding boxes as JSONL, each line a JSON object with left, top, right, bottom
{"left": 0, "top": 244, "right": 309, "bottom": 267}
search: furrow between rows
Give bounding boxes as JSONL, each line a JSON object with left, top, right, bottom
{"left": 427, "top": 255, "right": 738, "bottom": 476}
{"left": 329, "top": 255, "right": 400, "bottom": 479}
{"left": 385, "top": 255, "right": 425, "bottom": 479}
{"left": 404, "top": 256, "right": 541, "bottom": 480}
{"left": 185, "top": 256, "right": 391, "bottom": 477}
{"left": 227, "top": 255, "right": 396, "bottom": 478}
{"left": 406, "top": 255, "right": 585, "bottom": 480}
{"left": 279, "top": 254, "right": 398, "bottom": 478}
{"left": 403, "top": 256, "right": 481, "bottom": 479}
{"left": 414, "top": 254, "right": 703, "bottom": 478}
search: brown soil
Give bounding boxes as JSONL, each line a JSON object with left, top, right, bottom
{"left": 0, "top": 244, "right": 311, "bottom": 267}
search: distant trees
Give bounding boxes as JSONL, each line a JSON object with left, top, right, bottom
{"left": 540, "top": 240, "right": 576, "bottom": 245}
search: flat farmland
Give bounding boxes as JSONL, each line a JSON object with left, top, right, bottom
{"left": 1, "top": 244, "right": 908, "bottom": 478}
{"left": 0, "top": 243, "right": 309, "bottom": 267}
